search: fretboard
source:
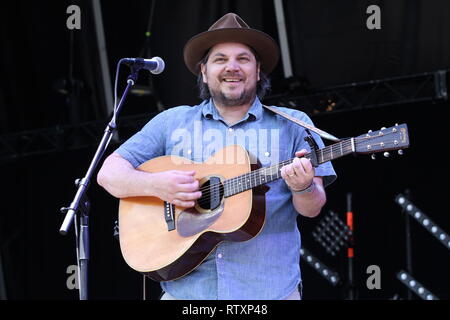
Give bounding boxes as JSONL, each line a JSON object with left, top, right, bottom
{"left": 223, "top": 138, "right": 354, "bottom": 197}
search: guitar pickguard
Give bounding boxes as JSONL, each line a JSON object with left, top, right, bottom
{"left": 177, "top": 202, "right": 224, "bottom": 237}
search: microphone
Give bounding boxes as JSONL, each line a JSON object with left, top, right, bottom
{"left": 121, "top": 56, "right": 165, "bottom": 74}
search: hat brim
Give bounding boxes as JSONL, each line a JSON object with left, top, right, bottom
{"left": 183, "top": 28, "right": 279, "bottom": 75}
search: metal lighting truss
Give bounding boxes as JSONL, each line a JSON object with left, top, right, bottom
{"left": 265, "top": 69, "right": 448, "bottom": 116}
{"left": 0, "top": 113, "right": 157, "bottom": 164}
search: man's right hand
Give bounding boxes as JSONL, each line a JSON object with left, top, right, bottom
{"left": 97, "top": 153, "right": 202, "bottom": 207}
{"left": 150, "top": 170, "right": 202, "bottom": 208}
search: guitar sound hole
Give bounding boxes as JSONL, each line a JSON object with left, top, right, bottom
{"left": 197, "top": 177, "right": 224, "bottom": 211}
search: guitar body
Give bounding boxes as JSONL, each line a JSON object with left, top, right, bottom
{"left": 118, "top": 145, "right": 266, "bottom": 281}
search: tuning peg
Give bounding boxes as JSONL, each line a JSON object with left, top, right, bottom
{"left": 398, "top": 150, "right": 404, "bottom": 155}
{"left": 371, "top": 154, "right": 376, "bottom": 160}
{"left": 383, "top": 152, "right": 390, "bottom": 158}
{"left": 381, "top": 127, "right": 386, "bottom": 130}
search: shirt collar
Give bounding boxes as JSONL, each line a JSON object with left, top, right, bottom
{"left": 201, "top": 97, "right": 263, "bottom": 122}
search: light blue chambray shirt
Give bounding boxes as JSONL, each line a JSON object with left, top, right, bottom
{"left": 115, "top": 97, "right": 336, "bottom": 300}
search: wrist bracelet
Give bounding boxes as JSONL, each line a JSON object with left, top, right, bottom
{"left": 290, "top": 181, "right": 315, "bottom": 195}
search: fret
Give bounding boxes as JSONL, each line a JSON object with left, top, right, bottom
{"left": 224, "top": 180, "right": 228, "bottom": 197}
{"left": 266, "top": 167, "right": 273, "bottom": 182}
{"left": 225, "top": 179, "right": 230, "bottom": 197}
{"left": 270, "top": 167, "right": 275, "bottom": 180}
{"left": 276, "top": 164, "right": 281, "bottom": 179}
{"left": 237, "top": 177, "right": 240, "bottom": 194}
{"left": 259, "top": 170, "right": 266, "bottom": 184}
{"left": 245, "top": 174, "right": 249, "bottom": 191}
{"left": 322, "top": 147, "right": 328, "bottom": 162}
{"left": 231, "top": 177, "right": 236, "bottom": 196}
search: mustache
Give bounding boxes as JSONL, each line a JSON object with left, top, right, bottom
{"left": 220, "top": 72, "right": 244, "bottom": 78}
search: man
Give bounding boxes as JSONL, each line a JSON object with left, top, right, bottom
{"left": 97, "top": 13, "right": 336, "bottom": 300}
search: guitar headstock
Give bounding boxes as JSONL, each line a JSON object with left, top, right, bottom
{"left": 354, "top": 124, "right": 409, "bottom": 156}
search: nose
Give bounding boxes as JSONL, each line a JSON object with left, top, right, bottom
{"left": 224, "top": 58, "right": 240, "bottom": 72}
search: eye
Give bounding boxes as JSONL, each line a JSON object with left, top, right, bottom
{"left": 213, "top": 57, "right": 225, "bottom": 63}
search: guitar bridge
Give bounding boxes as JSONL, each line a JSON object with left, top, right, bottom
{"left": 164, "top": 201, "right": 176, "bottom": 231}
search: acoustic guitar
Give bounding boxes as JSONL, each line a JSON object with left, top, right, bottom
{"left": 118, "top": 124, "right": 409, "bottom": 281}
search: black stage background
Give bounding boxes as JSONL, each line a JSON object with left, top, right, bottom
{"left": 0, "top": 0, "right": 449, "bottom": 300}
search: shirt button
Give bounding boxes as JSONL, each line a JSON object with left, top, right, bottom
{"left": 228, "top": 128, "right": 233, "bottom": 132}
{"left": 187, "top": 149, "right": 192, "bottom": 155}
{"left": 218, "top": 253, "right": 223, "bottom": 259}
{"left": 264, "top": 151, "right": 270, "bottom": 157}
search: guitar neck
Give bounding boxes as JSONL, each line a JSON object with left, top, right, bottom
{"left": 224, "top": 138, "right": 354, "bottom": 197}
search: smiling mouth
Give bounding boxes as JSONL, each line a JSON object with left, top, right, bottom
{"left": 222, "top": 78, "right": 242, "bottom": 83}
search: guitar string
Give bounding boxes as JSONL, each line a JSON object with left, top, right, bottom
{"left": 195, "top": 133, "right": 381, "bottom": 196}
{"left": 191, "top": 130, "right": 404, "bottom": 206}
{"left": 194, "top": 133, "right": 402, "bottom": 205}
{"left": 196, "top": 144, "right": 402, "bottom": 204}
{"left": 193, "top": 143, "right": 349, "bottom": 206}
{"left": 194, "top": 139, "right": 355, "bottom": 206}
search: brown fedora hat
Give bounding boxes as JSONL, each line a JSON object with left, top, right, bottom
{"left": 183, "top": 13, "right": 279, "bottom": 75}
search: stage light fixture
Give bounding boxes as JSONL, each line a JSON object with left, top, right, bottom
{"left": 396, "top": 270, "right": 439, "bottom": 300}
{"left": 312, "top": 210, "right": 352, "bottom": 256}
{"left": 395, "top": 194, "right": 450, "bottom": 250}
{"left": 300, "top": 247, "right": 340, "bottom": 286}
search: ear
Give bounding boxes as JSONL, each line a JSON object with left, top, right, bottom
{"left": 257, "top": 63, "right": 261, "bottom": 81}
{"left": 200, "top": 64, "right": 207, "bottom": 84}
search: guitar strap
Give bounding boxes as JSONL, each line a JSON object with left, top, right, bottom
{"left": 262, "top": 105, "right": 340, "bottom": 142}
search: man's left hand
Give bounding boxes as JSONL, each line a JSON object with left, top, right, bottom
{"left": 280, "top": 149, "right": 315, "bottom": 192}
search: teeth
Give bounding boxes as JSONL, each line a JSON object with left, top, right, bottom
{"left": 223, "top": 79, "right": 240, "bottom": 82}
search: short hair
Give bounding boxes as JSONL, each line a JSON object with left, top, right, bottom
{"left": 196, "top": 48, "right": 271, "bottom": 101}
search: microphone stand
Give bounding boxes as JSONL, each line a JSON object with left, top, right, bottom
{"left": 59, "top": 65, "right": 139, "bottom": 300}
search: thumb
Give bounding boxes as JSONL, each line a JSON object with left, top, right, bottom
{"left": 181, "top": 170, "right": 196, "bottom": 176}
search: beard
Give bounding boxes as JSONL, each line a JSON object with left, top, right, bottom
{"left": 208, "top": 83, "right": 257, "bottom": 107}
